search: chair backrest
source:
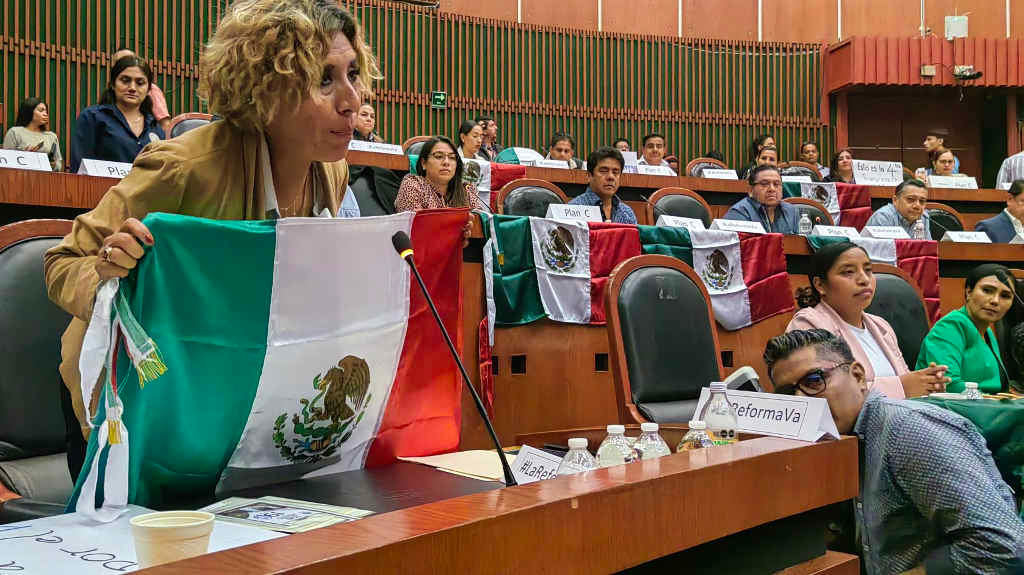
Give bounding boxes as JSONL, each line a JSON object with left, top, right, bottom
{"left": 167, "top": 113, "right": 213, "bottom": 138}
{"left": 926, "top": 202, "right": 965, "bottom": 238}
{"left": 864, "top": 263, "right": 930, "bottom": 368}
{"left": 402, "top": 136, "right": 432, "bottom": 156}
{"left": 778, "top": 161, "right": 822, "bottom": 182}
{"left": 685, "top": 157, "right": 727, "bottom": 177}
{"left": 0, "top": 220, "right": 73, "bottom": 461}
{"left": 605, "top": 255, "right": 723, "bottom": 424}
{"left": 783, "top": 197, "right": 834, "bottom": 226}
{"left": 995, "top": 270, "right": 1024, "bottom": 385}
{"left": 496, "top": 178, "right": 569, "bottom": 217}
{"left": 647, "top": 187, "right": 712, "bottom": 227}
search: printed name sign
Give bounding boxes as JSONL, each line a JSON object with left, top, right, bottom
{"left": 997, "top": 182, "right": 1013, "bottom": 191}
{"left": 811, "top": 225, "right": 861, "bottom": 239}
{"left": 694, "top": 388, "right": 839, "bottom": 442}
{"left": 656, "top": 214, "right": 707, "bottom": 231}
{"left": 0, "top": 505, "right": 282, "bottom": 574}
{"left": 709, "top": 219, "right": 767, "bottom": 234}
{"left": 781, "top": 175, "right": 812, "bottom": 183}
{"left": 77, "top": 158, "right": 133, "bottom": 179}
{"left": 928, "top": 175, "right": 978, "bottom": 189}
{"left": 637, "top": 164, "right": 677, "bottom": 177}
{"left": 852, "top": 160, "right": 904, "bottom": 186}
{"left": 0, "top": 149, "right": 51, "bottom": 172}
{"left": 534, "top": 159, "right": 571, "bottom": 169}
{"left": 510, "top": 445, "right": 564, "bottom": 485}
{"left": 1011, "top": 234, "right": 1024, "bottom": 245}
{"left": 546, "top": 203, "right": 602, "bottom": 222}
{"left": 860, "top": 226, "right": 911, "bottom": 239}
{"left": 941, "top": 231, "right": 992, "bottom": 243}
{"left": 701, "top": 168, "right": 739, "bottom": 180}
{"left": 621, "top": 151, "right": 639, "bottom": 167}
{"left": 346, "top": 139, "right": 404, "bottom": 155}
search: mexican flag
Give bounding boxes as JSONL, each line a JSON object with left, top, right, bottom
{"left": 807, "top": 236, "right": 940, "bottom": 321}
{"left": 70, "top": 210, "right": 467, "bottom": 519}
{"left": 783, "top": 181, "right": 873, "bottom": 230}
{"left": 481, "top": 215, "right": 793, "bottom": 332}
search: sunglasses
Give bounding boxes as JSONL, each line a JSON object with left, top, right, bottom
{"left": 773, "top": 362, "right": 851, "bottom": 396}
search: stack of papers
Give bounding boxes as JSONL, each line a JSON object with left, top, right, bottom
{"left": 201, "top": 496, "right": 373, "bottom": 533}
{"left": 398, "top": 449, "right": 514, "bottom": 482}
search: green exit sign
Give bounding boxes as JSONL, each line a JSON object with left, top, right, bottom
{"left": 430, "top": 90, "right": 447, "bottom": 109}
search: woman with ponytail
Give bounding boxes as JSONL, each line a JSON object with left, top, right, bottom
{"left": 786, "top": 241, "right": 949, "bottom": 397}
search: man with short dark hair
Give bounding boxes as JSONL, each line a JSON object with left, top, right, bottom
{"left": 475, "top": 114, "right": 502, "bottom": 160}
{"left": 613, "top": 137, "right": 631, "bottom": 153}
{"left": 638, "top": 132, "right": 673, "bottom": 173}
{"left": 976, "top": 180, "right": 1024, "bottom": 242}
{"left": 865, "top": 178, "right": 932, "bottom": 239}
{"left": 567, "top": 147, "right": 636, "bottom": 224}
{"left": 923, "top": 128, "right": 959, "bottom": 174}
{"left": 546, "top": 131, "right": 584, "bottom": 169}
{"left": 765, "top": 329, "right": 1024, "bottom": 575}
{"left": 724, "top": 164, "right": 799, "bottom": 234}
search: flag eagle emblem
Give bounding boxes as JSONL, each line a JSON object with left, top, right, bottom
{"left": 700, "top": 248, "right": 733, "bottom": 291}
{"left": 539, "top": 225, "right": 579, "bottom": 272}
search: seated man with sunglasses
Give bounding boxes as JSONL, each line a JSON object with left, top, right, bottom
{"left": 764, "top": 329, "right": 1024, "bottom": 575}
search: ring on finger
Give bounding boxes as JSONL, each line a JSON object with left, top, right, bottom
{"left": 101, "top": 245, "right": 114, "bottom": 262}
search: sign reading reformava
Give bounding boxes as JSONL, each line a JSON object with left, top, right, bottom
{"left": 694, "top": 388, "right": 839, "bottom": 442}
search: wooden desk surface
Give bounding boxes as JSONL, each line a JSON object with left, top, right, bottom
{"left": 143, "top": 437, "right": 858, "bottom": 574}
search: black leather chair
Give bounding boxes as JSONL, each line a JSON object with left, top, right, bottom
{"left": 783, "top": 197, "right": 834, "bottom": 226}
{"left": 684, "top": 157, "right": 727, "bottom": 177}
{"left": 402, "top": 136, "right": 431, "bottom": 157}
{"left": 605, "top": 255, "right": 724, "bottom": 423}
{"left": 0, "top": 220, "right": 76, "bottom": 522}
{"left": 864, "top": 264, "right": 930, "bottom": 368}
{"left": 926, "top": 202, "right": 965, "bottom": 240}
{"left": 497, "top": 179, "right": 568, "bottom": 218}
{"left": 779, "top": 161, "right": 823, "bottom": 182}
{"left": 167, "top": 113, "right": 213, "bottom": 138}
{"left": 648, "top": 188, "right": 712, "bottom": 227}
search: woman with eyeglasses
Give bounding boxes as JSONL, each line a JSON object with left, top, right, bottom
{"left": 917, "top": 264, "right": 1017, "bottom": 393}
{"left": 787, "top": 241, "right": 950, "bottom": 398}
{"left": 395, "top": 136, "right": 483, "bottom": 212}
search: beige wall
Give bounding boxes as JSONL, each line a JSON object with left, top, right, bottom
{"left": 440, "top": 0, "right": 1022, "bottom": 41}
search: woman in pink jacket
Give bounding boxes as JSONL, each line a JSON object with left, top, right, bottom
{"left": 786, "top": 241, "right": 950, "bottom": 398}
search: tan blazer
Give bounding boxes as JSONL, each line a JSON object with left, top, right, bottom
{"left": 786, "top": 301, "right": 909, "bottom": 399}
{"left": 44, "top": 121, "right": 350, "bottom": 437}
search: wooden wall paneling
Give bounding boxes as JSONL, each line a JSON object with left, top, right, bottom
{"left": 926, "top": 0, "right": 1006, "bottom": 40}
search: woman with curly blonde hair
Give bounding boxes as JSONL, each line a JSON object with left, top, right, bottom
{"left": 44, "top": 0, "right": 379, "bottom": 478}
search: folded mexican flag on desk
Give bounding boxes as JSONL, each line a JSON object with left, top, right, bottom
{"left": 70, "top": 210, "right": 466, "bottom": 519}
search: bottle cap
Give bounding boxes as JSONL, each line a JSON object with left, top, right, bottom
{"left": 567, "top": 437, "right": 588, "bottom": 449}
{"left": 640, "top": 422, "right": 659, "bottom": 432}
{"left": 688, "top": 420, "right": 706, "bottom": 430}
{"left": 709, "top": 382, "right": 727, "bottom": 392}
{"left": 606, "top": 424, "right": 625, "bottom": 434}
{"left": 965, "top": 381, "right": 978, "bottom": 389}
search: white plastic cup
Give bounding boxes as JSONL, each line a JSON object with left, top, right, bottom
{"left": 130, "top": 510, "right": 215, "bottom": 568}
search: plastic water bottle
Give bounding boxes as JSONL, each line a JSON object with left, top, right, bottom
{"left": 798, "top": 212, "right": 813, "bottom": 236}
{"left": 596, "top": 424, "right": 636, "bottom": 467}
{"left": 699, "top": 382, "right": 740, "bottom": 445}
{"left": 676, "top": 420, "right": 714, "bottom": 452}
{"left": 911, "top": 219, "right": 926, "bottom": 240}
{"left": 632, "top": 422, "right": 672, "bottom": 460}
{"left": 961, "top": 381, "right": 983, "bottom": 400}
{"left": 556, "top": 438, "right": 598, "bottom": 475}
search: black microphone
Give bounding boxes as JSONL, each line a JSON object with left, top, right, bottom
{"left": 391, "top": 231, "right": 517, "bottom": 486}
{"left": 638, "top": 193, "right": 672, "bottom": 221}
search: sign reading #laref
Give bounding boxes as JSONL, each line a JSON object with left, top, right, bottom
{"left": 852, "top": 160, "right": 904, "bottom": 187}
{"left": 694, "top": 388, "right": 839, "bottom": 442}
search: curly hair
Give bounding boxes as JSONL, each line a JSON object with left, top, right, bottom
{"left": 198, "top": 0, "right": 381, "bottom": 133}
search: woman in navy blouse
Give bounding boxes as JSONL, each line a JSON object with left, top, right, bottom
{"left": 70, "top": 55, "right": 164, "bottom": 172}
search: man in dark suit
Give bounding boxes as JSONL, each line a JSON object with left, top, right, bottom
{"left": 975, "top": 180, "right": 1024, "bottom": 243}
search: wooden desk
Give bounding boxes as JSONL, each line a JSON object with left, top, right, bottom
{"left": 144, "top": 437, "right": 858, "bottom": 574}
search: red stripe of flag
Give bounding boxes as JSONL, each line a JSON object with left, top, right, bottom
{"left": 739, "top": 232, "right": 795, "bottom": 325}
{"left": 588, "top": 222, "right": 642, "bottom": 324}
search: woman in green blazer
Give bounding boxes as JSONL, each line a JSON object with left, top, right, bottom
{"left": 917, "top": 264, "right": 1017, "bottom": 393}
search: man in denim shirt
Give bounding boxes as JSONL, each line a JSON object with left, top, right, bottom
{"left": 724, "top": 164, "right": 800, "bottom": 234}
{"left": 765, "top": 329, "right": 1024, "bottom": 575}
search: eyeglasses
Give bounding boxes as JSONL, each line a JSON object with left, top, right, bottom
{"left": 773, "top": 362, "right": 851, "bottom": 396}
{"left": 429, "top": 152, "right": 458, "bottom": 162}
{"left": 754, "top": 180, "right": 782, "bottom": 189}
